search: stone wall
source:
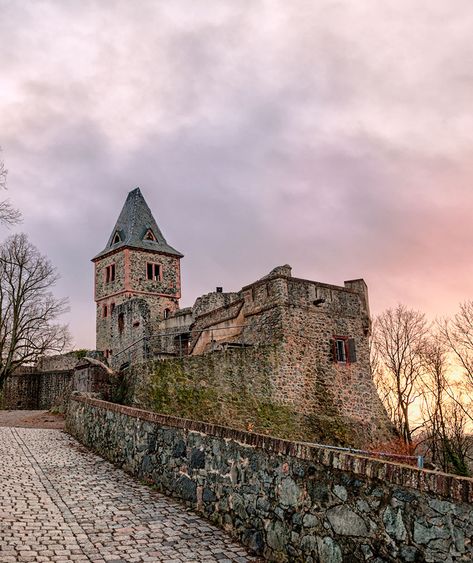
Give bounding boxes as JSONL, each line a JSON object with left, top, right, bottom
{"left": 193, "top": 291, "right": 241, "bottom": 318}
{"left": 124, "top": 348, "right": 279, "bottom": 430}
{"left": 67, "top": 396, "right": 473, "bottom": 563}
{"left": 121, "top": 347, "right": 390, "bottom": 448}
{"left": 110, "top": 299, "right": 152, "bottom": 368}
{"left": 36, "top": 352, "right": 81, "bottom": 372}
{"left": 72, "top": 364, "right": 112, "bottom": 399}
{"left": 3, "top": 370, "right": 73, "bottom": 410}
{"left": 275, "top": 286, "right": 389, "bottom": 436}
{"left": 94, "top": 250, "right": 127, "bottom": 303}
{"left": 151, "top": 267, "right": 394, "bottom": 445}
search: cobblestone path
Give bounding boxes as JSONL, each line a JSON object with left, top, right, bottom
{"left": 0, "top": 427, "right": 258, "bottom": 563}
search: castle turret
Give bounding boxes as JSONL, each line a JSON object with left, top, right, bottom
{"left": 92, "top": 188, "right": 183, "bottom": 355}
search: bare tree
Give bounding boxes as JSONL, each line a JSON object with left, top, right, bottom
{"left": 372, "top": 305, "right": 428, "bottom": 445}
{"left": 0, "top": 233, "right": 70, "bottom": 389}
{"left": 439, "top": 302, "right": 473, "bottom": 397}
{"left": 0, "top": 150, "right": 21, "bottom": 226}
{"left": 417, "top": 336, "right": 455, "bottom": 472}
{"left": 443, "top": 396, "right": 472, "bottom": 476}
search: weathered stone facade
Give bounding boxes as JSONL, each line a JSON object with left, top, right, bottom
{"left": 93, "top": 189, "right": 393, "bottom": 446}
{"left": 36, "top": 352, "right": 82, "bottom": 372}
{"left": 94, "top": 248, "right": 181, "bottom": 353}
{"left": 67, "top": 396, "right": 473, "bottom": 563}
{"left": 2, "top": 352, "right": 111, "bottom": 410}
{"left": 115, "top": 265, "right": 393, "bottom": 445}
{"left": 3, "top": 370, "right": 72, "bottom": 410}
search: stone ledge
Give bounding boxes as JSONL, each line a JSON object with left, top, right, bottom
{"left": 70, "top": 394, "right": 473, "bottom": 503}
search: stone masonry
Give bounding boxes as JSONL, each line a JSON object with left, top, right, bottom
{"left": 122, "top": 265, "right": 393, "bottom": 445}
{"left": 67, "top": 395, "right": 473, "bottom": 563}
{"left": 2, "top": 371, "right": 72, "bottom": 410}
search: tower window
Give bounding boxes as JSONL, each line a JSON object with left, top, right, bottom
{"left": 147, "top": 263, "right": 161, "bottom": 281}
{"left": 105, "top": 264, "right": 116, "bottom": 283}
{"left": 144, "top": 229, "right": 157, "bottom": 241}
{"left": 112, "top": 232, "right": 121, "bottom": 245}
{"left": 110, "top": 303, "right": 115, "bottom": 314}
{"left": 164, "top": 308, "right": 171, "bottom": 319}
{"left": 103, "top": 305, "right": 108, "bottom": 318}
{"left": 332, "top": 336, "right": 357, "bottom": 364}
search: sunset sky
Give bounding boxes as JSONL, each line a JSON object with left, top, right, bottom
{"left": 1, "top": 1, "right": 473, "bottom": 349}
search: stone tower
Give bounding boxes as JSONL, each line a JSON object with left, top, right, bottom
{"left": 92, "top": 188, "right": 183, "bottom": 356}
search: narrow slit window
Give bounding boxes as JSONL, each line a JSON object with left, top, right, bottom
{"left": 105, "top": 264, "right": 116, "bottom": 283}
{"left": 103, "top": 305, "right": 108, "bottom": 318}
{"left": 335, "top": 339, "right": 346, "bottom": 363}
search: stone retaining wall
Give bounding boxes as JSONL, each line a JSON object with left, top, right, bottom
{"left": 66, "top": 395, "right": 473, "bottom": 562}
{"left": 3, "top": 370, "right": 73, "bottom": 410}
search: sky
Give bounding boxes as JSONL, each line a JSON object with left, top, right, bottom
{"left": 1, "top": 0, "right": 473, "bottom": 349}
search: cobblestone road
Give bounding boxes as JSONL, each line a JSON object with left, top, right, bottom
{"left": 0, "top": 427, "right": 258, "bottom": 563}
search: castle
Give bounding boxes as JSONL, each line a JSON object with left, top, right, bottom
{"left": 93, "top": 188, "right": 393, "bottom": 442}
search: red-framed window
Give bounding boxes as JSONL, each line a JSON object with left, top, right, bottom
{"left": 332, "top": 336, "right": 357, "bottom": 364}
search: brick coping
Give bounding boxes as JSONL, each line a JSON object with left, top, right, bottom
{"left": 70, "top": 394, "right": 473, "bottom": 503}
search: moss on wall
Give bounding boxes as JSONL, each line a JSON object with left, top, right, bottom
{"left": 146, "top": 361, "right": 306, "bottom": 440}
{"left": 111, "top": 346, "right": 380, "bottom": 447}
{"left": 149, "top": 360, "right": 218, "bottom": 421}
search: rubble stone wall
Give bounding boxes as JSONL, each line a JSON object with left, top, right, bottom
{"left": 3, "top": 370, "right": 72, "bottom": 410}
{"left": 67, "top": 396, "right": 473, "bottom": 563}
{"left": 36, "top": 353, "right": 81, "bottom": 372}
{"left": 127, "top": 347, "right": 278, "bottom": 413}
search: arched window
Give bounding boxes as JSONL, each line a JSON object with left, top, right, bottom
{"left": 112, "top": 231, "right": 121, "bottom": 245}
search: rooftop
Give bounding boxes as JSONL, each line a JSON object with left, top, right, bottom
{"left": 93, "top": 188, "right": 183, "bottom": 260}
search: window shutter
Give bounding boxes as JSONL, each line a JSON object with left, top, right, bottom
{"left": 347, "top": 338, "right": 357, "bottom": 363}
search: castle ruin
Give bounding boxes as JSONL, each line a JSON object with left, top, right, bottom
{"left": 92, "top": 188, "right": 394, "bottom": 444}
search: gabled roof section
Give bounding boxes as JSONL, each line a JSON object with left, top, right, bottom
{"left": 93, "top": 188, "right": 183, "bottom": 260}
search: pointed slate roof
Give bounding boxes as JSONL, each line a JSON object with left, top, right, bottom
{"left": 93, "top": 188, "right": 183, "bottom": 260}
